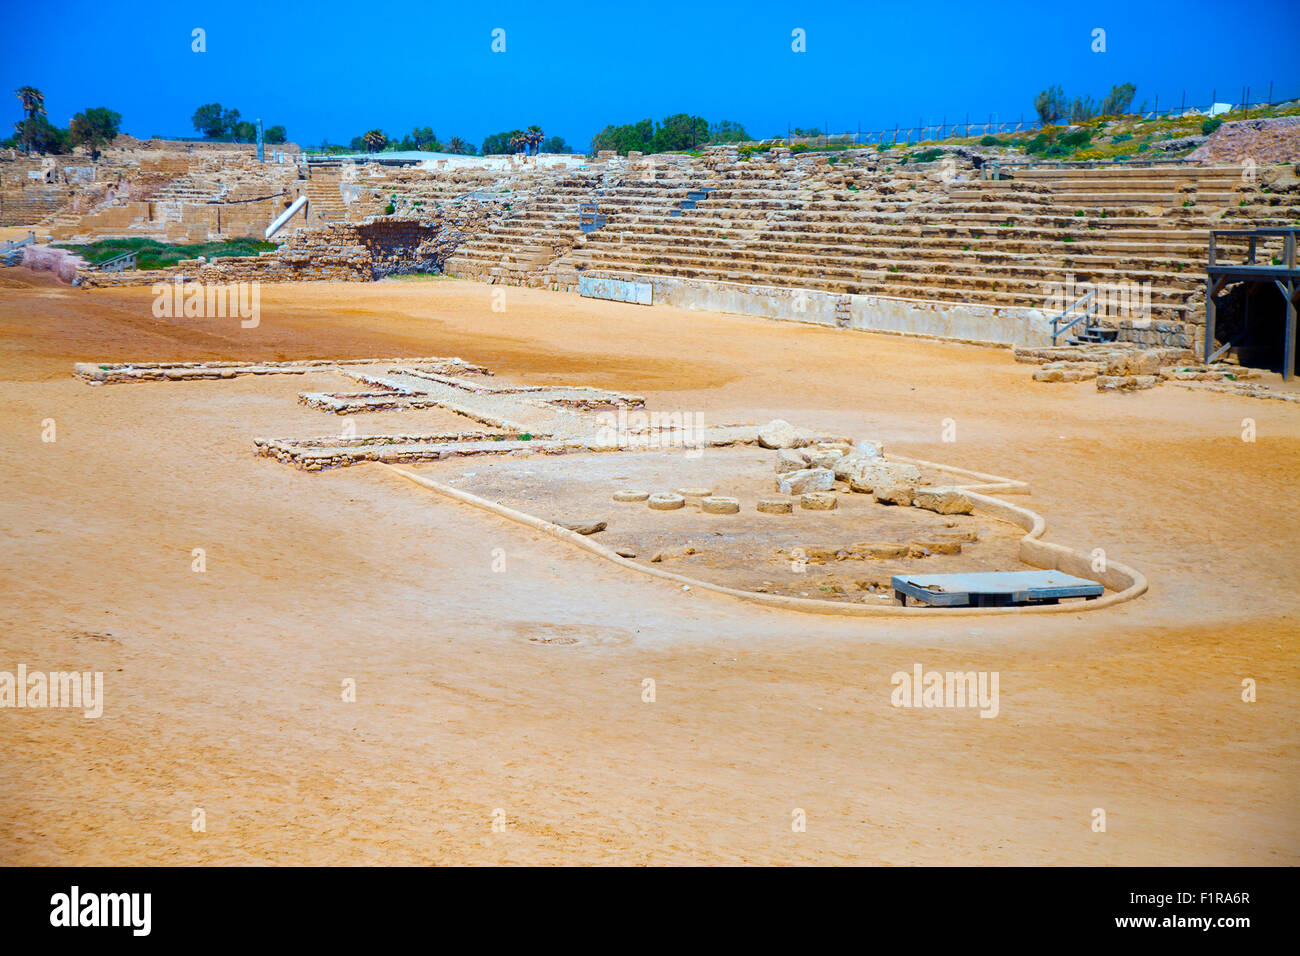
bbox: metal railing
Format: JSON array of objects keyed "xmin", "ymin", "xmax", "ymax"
[
  {"xmin": 0, "ymin": 230, "xmax": 36, "ymax": 256},
  {"xmin": 766, "ymin": 83, "xmax": 1298, "ymax": 150},
  {"xmin": 578, "ymin": 203, "xmax": 607, "ymax": 233},
  {"xmin": 97, "ymin": 251, "xmax": 138, "ymax": 272},
  {"xmin": 1051, "ymin": 289, "xmax": 1099, "ymax": 344}
]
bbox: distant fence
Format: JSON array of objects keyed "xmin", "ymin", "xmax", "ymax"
[{"xmin": 768, "ymin": 83, "xmax": 1300, "ymax": 148}]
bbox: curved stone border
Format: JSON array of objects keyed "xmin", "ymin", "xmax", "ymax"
[{"xmin": 382, "ymin": 461, "xmax": 1147, "ymax": 617}]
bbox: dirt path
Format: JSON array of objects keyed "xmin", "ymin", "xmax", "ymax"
[{"xmin": 1, "ymin": 271, "xmax": 1296, "ymax": 864}]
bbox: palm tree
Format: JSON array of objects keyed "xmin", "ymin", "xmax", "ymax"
[
  {"xmin": 447, "ymin": 136, "xmax": 467, "ymax": 155},
  {"xmin": 508, "ymin": 132, "xmax": 526, "ymax": 155},
  {"xmin": 526, "ymin": 125, "xmax": 544, "ymax": 155},
  {"xmin": 362, "ymin": 129, "xmax": 387, "ymax": 153},
  {"xmin": 14, "ymin": 86, "xmax": 45, "ymax": 120}
]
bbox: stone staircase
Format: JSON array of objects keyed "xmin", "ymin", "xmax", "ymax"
[{"xmin": 302, "ymin": 167, "xmax": 349, "ymax": 223}]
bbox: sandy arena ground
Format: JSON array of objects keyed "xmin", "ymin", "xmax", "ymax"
[{"xmin": 1, "ymin": 270, "xmax": 1297, "ymax": 865}]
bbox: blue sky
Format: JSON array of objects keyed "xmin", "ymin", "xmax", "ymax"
[{"xmin": 2, "ymin": 0, "xmax": 1297, "ymax": 149}]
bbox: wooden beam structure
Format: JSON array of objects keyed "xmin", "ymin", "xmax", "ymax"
[{"xmin": 1206, "ymin": 229, "xmax": 1300, "ymax": 380}]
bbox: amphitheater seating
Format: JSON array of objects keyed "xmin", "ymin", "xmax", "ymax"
[{"xmin": 441, "ymin": 152, "xmax": 1300, "ymax": 330}]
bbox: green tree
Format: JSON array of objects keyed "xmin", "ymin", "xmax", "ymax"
[
  {"xmin": 12, "ymin": 86, "xmax": 53, "ymax": 153},
  {"xmin": 15, "ymin": 115, "xmax": 67, "ymax": 154},
  {"xmin": 14, "ymin": 86, "xmax": 45, "ymax": 121},
  {"xmin": 404, "ymin": 126, "xmax": 437, "ymax": 150},
  {"xmin": 481, "ymin": 129, "xmax": 524, "ymax": 155},
  {"xmin": 68, "ymin": 106, "xmax": 122, "ymax": 160},
  {"xmin": 524, "ymin": 125, "xmax": 544, "ymax": 155},
  {"xmin": 192, "ymin": 103, "xmax": 227, "ymax": 138},
  {"xmin": 1034, "ymin": 85, "xmax": 1068, "ymax": 125},
  {"xmin": 1069, "ymin": 95, "xmax": 1098, "ymax": 123},
  {"xmin": 707, "ymin": 119, "xmax": 750, "ymax": 144},
  {"xmin": 539, "ymin": 134, "xmax": 570, "ymax": 153},
  {"xmin": 362, "ymin": 129, "xmax": 387, "ymax": 152},
  {"xmin": 264, "ymin": 125, "xmax": 287, "ymax": 144},
  {"xmin": 589, "ymin": 118, "xmax": 654, "ymax": 155},
  {"xmin": 231, "ymin": 120, "xmax": 256, "ymax": 142},
  {"xmin": 1099, "ymin": 82, "xmax": 1137, "ymax": 116},
  {"xmin": 651, "ymin": 113, "xmax": 709, "ymax": 152}
]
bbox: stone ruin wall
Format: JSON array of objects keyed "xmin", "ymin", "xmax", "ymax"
[
  {"xmin": 78, "ymin": 204, "xmax": 508, "ymax": 288},
  {"xmin": 1190, "ymin": 116, "xmax": 1300, "ymax": 165},
  {"xmin": 1, "ymin": 136, "xmax": 304, "ymax": 235}
]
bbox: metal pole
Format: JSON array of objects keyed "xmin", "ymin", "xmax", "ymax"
[
  {"xmin": 1286, "ymin": 281, "xmax": 1297, "ymax": 380},
  {"xmin": 1205, "ymin": 273, "xmax": 1216, "ymax": 364}
]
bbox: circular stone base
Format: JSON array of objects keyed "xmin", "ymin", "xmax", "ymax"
[
  {"xmin": 648, "ymin": 492, "xmax": 686, "ymax": 511},
  {"xmin": 800, "ymin": 492, "xmax": 837, "ymax": 511},
  {"xmin": 701, "ymin": 496, "xmax": 740, "ymax": 514},
  {"xmin": 612, "ymin": 490, "xmax": 651, "ymax": 502},
  {"xmin": 674, "ymin": 487, "xmax": 713, "ymax": 498},
  {"xmin": 756, "ymin": 498, "xmax": 794, "ymax": 514}
]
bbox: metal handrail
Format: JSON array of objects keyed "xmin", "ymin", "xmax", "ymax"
[
  {"xmin": 0, "ymin": 230, "xmax": 36, "ymax": 255},
  {"xmin": 97, "ymin": 251, "xmax": 138, "ymax": 272},
  {"xmin": 1051, "ymin": 288, "xmax": 1099, "ymax": 344}
]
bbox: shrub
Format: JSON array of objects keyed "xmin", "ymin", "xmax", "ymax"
[
  {"xmin": 979, "ymin": 135, "xmax": 1004, "ymax": 146},
  {"xmin": 1025, "ymin": 134, "xmax": 1050, "ymax": 155},
  {"xmin": 1058, "ymin": 127, "xmax": 1091, "ymax": 149},
  {"xmin": 913, "ymin": 148, "xmax": 944, "ymax": 163},
  {"xmin": 1201, "ymin": 117, "xmax": 1224, "ymax": 136}
]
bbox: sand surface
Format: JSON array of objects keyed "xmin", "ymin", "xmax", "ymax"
[{"xmin": 0, "ymin": 271, "xmax": 1296, "ymax": 865}]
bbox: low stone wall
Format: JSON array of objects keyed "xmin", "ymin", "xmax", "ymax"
[
  {"xmin": 1114, "ymin": 318, "xmax": 1202, "ymax": 351},
  {"xmin": 584, "ymin": 271, "xmax": 1054, "ymax": 348}
]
